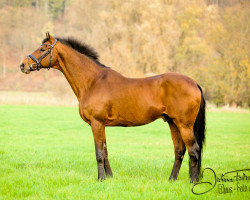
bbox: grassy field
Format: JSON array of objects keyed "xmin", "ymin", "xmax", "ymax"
[{"xmin": 0, "ymin": 105, "xmax": 249, "ymax": 200}]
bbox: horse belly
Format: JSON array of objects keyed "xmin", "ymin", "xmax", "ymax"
[{"xmin": 105, "ymin": 100, "xmax": 165, "ymax": 127}]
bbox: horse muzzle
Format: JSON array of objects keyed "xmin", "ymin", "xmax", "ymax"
[{"xmin": 20, "ymin": 63, "xmax": 31, "ymax": 74}]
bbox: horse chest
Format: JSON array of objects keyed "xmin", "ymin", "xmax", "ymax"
[{"xmin": 78, "ymin": 104, "xmax": 92, "ymax": 124}]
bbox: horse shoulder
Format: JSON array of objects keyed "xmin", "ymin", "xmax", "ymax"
[{"xmin": 78, "ymin": 70, "xmax": 124, "ymax": 123}]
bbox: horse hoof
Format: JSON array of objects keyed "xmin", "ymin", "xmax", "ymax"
[
  {"xmin": 106, "ymin": 174, "xmax": 113, "ymax": 178},
  {"xmin": 98, "ymin": 175, "xmax": 105, "ymax": 182},
  {"xmin": 169, "ymin": 176, "xmax": 177, "ymax": 181},
  {"xmin": 190, "ymin": 177, "xmax": 199, "ymax": 183}
]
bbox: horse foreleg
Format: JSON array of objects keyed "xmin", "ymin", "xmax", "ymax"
[
  {"xmin": 104, "ymin": 139, "xmax": 113, "ymax": 177},
  {"xmin": 91, "ymin": 120, "xmax": 106, "ymax": 181},
  {"xmin": 168, "ymin": 122, "xmax": 186, "ymax": 180}
]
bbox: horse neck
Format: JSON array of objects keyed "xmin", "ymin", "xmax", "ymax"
[{"xmin": 56, "ymin": 43, "xmax": 103, "ymax": 100}]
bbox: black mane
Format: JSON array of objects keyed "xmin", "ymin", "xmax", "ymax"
[{"xmin": 42, "ymin": 37, "xmax": 108, "ymax": 68}]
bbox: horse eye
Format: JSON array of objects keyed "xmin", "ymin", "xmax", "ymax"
[{"xmin": 40, "ymin": 49, "xmax": 45, "ymax": 52}]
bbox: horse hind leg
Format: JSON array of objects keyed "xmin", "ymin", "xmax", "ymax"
[
  {"xmin": 177, "ymin": 126, "xmax": 200, "ymax": 182},
  {"xmin": 168, "ymin": 122, "xmax": 186, "ymax": 180}
]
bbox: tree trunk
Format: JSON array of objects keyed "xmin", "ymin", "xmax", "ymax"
[
  {"xmin": 44, "ymin": 0, "xmax": 48, "ymax": 15},
  {"xmin": 1, "ymin": 49, "xmax": 6, "ymax": 78}
]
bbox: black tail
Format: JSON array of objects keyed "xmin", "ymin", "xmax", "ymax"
[{"xmin": 193, "ymin": 84, "xmax": 206, "ymax": 176}]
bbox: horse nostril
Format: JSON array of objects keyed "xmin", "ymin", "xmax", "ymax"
[{"xmin": 20, "ymin": 63, "xmax": 24, "ymax": 70}]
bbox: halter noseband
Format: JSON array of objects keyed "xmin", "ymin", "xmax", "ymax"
[{"xmin": 27, "ymin": 39, "xmax": 57, "ymax": 71}]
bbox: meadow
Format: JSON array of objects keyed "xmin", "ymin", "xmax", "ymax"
[{"xmin": 0, "ymin": 105, "xmax": 249, "ymax": 200}]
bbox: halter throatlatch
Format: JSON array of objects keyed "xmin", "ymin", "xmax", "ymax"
[{"xmin": 27, "ymin": 39, "xmax": 57, "ymax": 71}]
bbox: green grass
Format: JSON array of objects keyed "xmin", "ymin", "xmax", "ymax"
[{"xmin": 0, "ymin": 105, "xmax": 249, "ymax": 200}]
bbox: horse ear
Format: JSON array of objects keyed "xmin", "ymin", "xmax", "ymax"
[
  {"xmin": 46, "ymin": 32, "xmax": 55, "ymax": 42},
  {"xmin": 46, "ymin": 32, "xmax": 50, "ymax": 39}
]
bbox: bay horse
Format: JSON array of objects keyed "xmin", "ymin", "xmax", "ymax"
[{"xmin": 20, "ymin": 33, "xmax": 206, "ymax": 182}]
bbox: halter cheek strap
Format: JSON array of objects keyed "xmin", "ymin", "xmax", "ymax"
[{"xmin": 27, "ymin": 39, "xmax": 57, "ymax": 71}]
